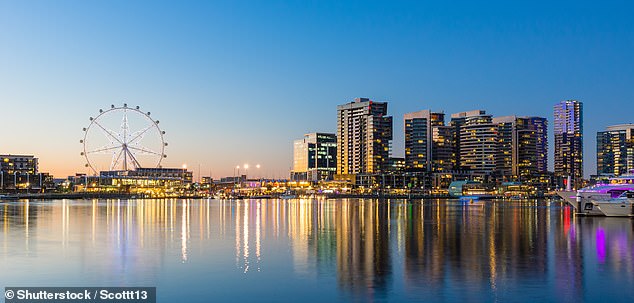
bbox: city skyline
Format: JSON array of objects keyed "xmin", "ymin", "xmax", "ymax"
[{"xmin": 2, "ymin": 1, "xmax": 633, "ymax": 178}]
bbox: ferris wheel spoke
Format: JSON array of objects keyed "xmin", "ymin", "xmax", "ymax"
[
  {"xmin": 86, "ymin": 144, "xmax": 122, "ymax": 154},
  {"xmin": 126, "ymin": 148, "xmax": 142, "ymax": 168},
  {"xmin": 121, "ymin": 108, "xmax": 129, "ymax": 143},
  {"xmin": 128, "ymin": 146, "xmax": 162, "ymax": 156},
  {"xmin": 93, "ymin": 120, "xmax": 124, "ymax": 144},
  {"xmin": 110, "ymin": 148, "xmax": 125, "ymax": 171},
  {"xmin": 109, "ymin": 149, "xmax": 119, "ymax": 169},
  {"xmin": 127, "ymin": 124, "xmax": 155, "ymax": 145}
]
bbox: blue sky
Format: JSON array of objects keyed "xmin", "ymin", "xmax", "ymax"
[{"xmin": 1, "ymin": 0, "xmax": 633, "ymax": 178}]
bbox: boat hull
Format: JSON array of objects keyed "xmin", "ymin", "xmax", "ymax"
[{"xmin": 593, "ymin": 200, "xmax": 634, "ymax": 217}]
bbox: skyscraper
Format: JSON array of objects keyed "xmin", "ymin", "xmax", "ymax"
[
  {"xmin": 292, "ymin": 133, "xmax": 337, "ymax": 181},
  {"xmin": 554, "ymin": 100, "xmax": 583, "ymax": 188},
  {"xmin": 431, "ymin": 122, "xmax": 455, "ymax": 172},
  {"xmin": 404, "ymin": 110, "xmax": 432, "ymax": 171},
  {"xmin": 493, "ymin": 116, "xmax": 548, "ymax": 179},
  {"xmin": 404, "ymin": 110, "xmax": 453, "ymax": 172},
  {"xmin": 337, "ymin": 98, "xmax": 393, "ymax": 175},
  {"xmin": 597, "ymin": 124, "xmax": 634, "ymax": 176},
  {"xmin": 450, "ymin": 110, "xmax": 497, "ymax": 174}
]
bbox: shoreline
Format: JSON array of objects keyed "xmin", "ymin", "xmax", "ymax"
[{"xmin": 0, "ymin": 192, "xmax": 558, "ymax": 201}]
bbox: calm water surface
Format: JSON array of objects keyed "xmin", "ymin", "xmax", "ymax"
[{"xmin": 1, "ymin": 198, "xmax": 633, "ymax": 302}]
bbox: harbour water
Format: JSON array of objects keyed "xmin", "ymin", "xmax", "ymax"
[{"xmin": 1, "ymin": 198, "xmax": 633, "ymax": 302}]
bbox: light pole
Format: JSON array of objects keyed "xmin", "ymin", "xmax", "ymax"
[
  {"xmin": 256, "ymin": 164, "xmax": 261, "ymax": 194},
  {"xmin": 234, "ymin": 165, "xmax": 240, "ymax": 194},
  {"xmin": 243, "ymin": 164, "xmax": 249, "ymax": 196},
  {"xmin": 182, "ymin": 164, "xmax": 187, "ymax": 193}
]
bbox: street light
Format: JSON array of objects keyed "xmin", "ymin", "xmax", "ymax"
[
  {"xmin": 255, "ymin": 164, "xmax": 262, "ymax": 192},
  {"xmin": 182, "ymin": 164, "xmax": 187, "ymax": 190},
  {"xmin": 234, "ymin": 165, "xmax": 241, "ymax": 193},
  {"xmin": 244, "ymin": 164, "xmax": 249, "ymax": 179}
]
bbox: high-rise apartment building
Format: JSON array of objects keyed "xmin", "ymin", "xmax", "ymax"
[
  {"xmin": 404, "ymin": 110, "xmax": 432, "ymax": 171},
  {"xmin": 404, "ymin": 110, "xmax": 453, "ymax": 172},
  {"xmin": 292, "ymin": 133, "xmax": 337, "ymax": 181},
  {"xmin": 450, "ymin": 110, "xmax": 497, "ymax": 174},
  {"xmin": 597, "ymin": 124, "xmax": 634, "ymax": 176},
  {"xmin": 431, "ymin": 123, "xmax": 455, "ymax": 172},
  {"xmin": 337, "ymin": 98, "xmax": 393, "ymax": 175},
  {"xmin": 493, "ymin": 116, "xmax": 548, "ymax": 179},
  {"xmin": 554, "ymin": 100, "xmax": 583, "ymax": 188}
]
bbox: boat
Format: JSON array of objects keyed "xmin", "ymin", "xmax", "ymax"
[
  {"xmin": 592, "ymin": 191, "xmax": 634, "ymax": 217},
  {"xmin": 557, "ymin": 174, "xmax": 634, "ymax": 216},
  {"xmin": 448, "ymin": 181, "xmax": 479, "ymax": 197},
  {"xmin": 449, "ymin": 181, "xmax": 496, "ymax": 199},
  {"xmin": 279, "ymin": 190, "xmax": 297, "ymax": 199},
  {"xmin": 459, "ymin": 196, "xmax": 484, "ymax": 205}
]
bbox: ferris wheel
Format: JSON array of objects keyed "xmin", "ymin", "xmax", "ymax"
[{"xmin": 80, "ymin": 103, "xmax": 167, "ymax": 175}]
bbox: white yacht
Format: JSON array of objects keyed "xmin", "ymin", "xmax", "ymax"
[
  {"xmin": 557, "ymin": 174, "xmax": 634, "ymax": 216},
  {"xmin": 592, "ymin": 191, "xmax": 634, "ymax": 217}
]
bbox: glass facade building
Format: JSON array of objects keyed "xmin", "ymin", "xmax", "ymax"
[
  {"xmin": 554, "ymin": 100, "xmax": 583, "ymax": 188},
  {"xmin": 597, "ymin": 124, "xmax": 634, "ymax": 176},
  {"xmin": 292, "ymin": 133, "xmax": 337, "ymax": 181},
  {"xmin": 404, "ymin": 110, "xmax": 453, "ymax": 172},
  {"xmin": 404, "ymin": 110, "xmax": 431, "ymax": 171},
  {"xmin": 431, "ymin": 124, "xmax": 455, "ymax": 172},
  {"xmin": 493, "ymin": 116, "xmax": 548, "ymax": 179}
]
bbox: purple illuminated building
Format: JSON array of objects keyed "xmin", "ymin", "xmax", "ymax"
[{"xmin": 554, "ymin": 100, "xmax": 583, "ymax": 189}]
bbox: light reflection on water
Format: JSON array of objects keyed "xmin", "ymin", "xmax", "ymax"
[{"xmin": 1, "ymin": 198, "xmax": 633, "ymax": 302}]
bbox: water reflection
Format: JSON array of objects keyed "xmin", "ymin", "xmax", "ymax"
[
  {"xmin": 335, "ymin": 200, "xmax": 391, "ymax": 301},
  {"xmin": 1, "ymin": 198, "xmax": 634, "ymax": 302}
]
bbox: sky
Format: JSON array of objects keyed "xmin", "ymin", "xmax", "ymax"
[{"xmin": 1, "ymin": 0, "xmax": 633, "ymax": 180}]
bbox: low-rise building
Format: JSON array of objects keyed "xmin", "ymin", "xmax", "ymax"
[
  {"xmin": 71, "ymin": 167, "xmax": 193, "ymax": 196},
  {"xmin": 0, "ymin": 154, "xmax": 54, "ymax": 190},
  {"xmin": 291, "ymin": 133, "xmax": 337, "ymax": 181}
]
